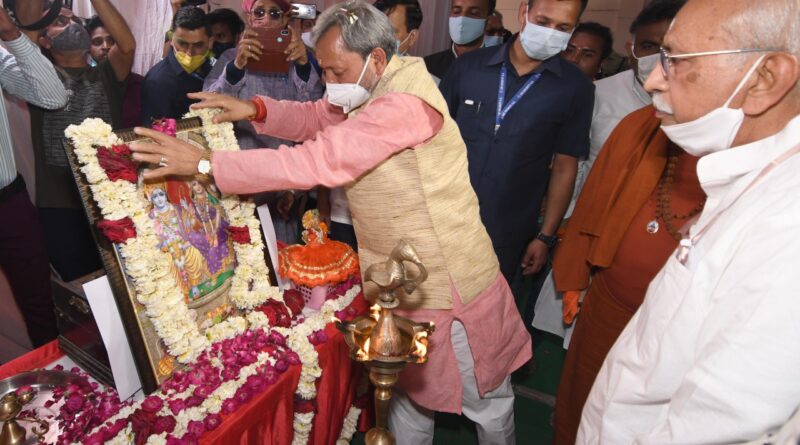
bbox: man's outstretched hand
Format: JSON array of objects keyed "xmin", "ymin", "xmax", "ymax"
[
  {"xmin": 188, "ymin": 92, "xmax": 257, "ymax": 124},
  {"xmin": 130, "ymin": 127, "xmax": 205, "ymax": 179}
]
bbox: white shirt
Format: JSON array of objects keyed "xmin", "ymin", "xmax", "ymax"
[
  {"xmin": 578, "ymin": 115, "xmax": 800, "ymax": 444},
  {"xmin": 566, "ymin": 69, "xmax": 651, "ymax": 216},
  {"xmin": 0, "ymin": 34, "xmax": 68, "ymax": 188},
  {"xmin": 329, "ymin": 186, "xmax": 353, "ymax": 225}
]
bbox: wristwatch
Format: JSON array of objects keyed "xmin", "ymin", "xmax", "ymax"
[
  {"xmin": 197, "ymin": 151, "xmax": 213, "ymax": 178},
  {"xmin": 536, "ymin": 232, "xmax": 558, "ymax": 248}
]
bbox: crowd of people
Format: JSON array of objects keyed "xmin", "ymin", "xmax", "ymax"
[{"xmin": 1, "ymin": 0, "xmax": 800, "ymax": 443}]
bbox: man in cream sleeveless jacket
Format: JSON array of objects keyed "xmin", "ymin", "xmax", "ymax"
[{"xmin": 131, "ymin": 2, "xmax": 532, "ymax": 443}]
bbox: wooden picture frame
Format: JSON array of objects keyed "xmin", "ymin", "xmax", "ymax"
[{"xmin": 64, "ymin": 116, "xmax": 278, "ymax": 394}]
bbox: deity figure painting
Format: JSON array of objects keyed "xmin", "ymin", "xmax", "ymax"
[{"xmin": 144, "ymin": 177, "xmax": 236, "ymax": 307}]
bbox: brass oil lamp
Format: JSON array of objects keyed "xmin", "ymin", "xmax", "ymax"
[
  {"xmin": 337, "ymin": 240, "xmax": 435, "ymax": 445},
  {"xmin": 0, "ymin": 388, "xmax": 48, "ymax": 445}
]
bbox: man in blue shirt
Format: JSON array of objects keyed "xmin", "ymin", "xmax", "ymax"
[
  {"xmin": 141, "ymin": 6, "xmax": 214, "ymax": 125},
  {"xmin": 441, "ymin": 0, "xmax": 593, "ymax": 284}
]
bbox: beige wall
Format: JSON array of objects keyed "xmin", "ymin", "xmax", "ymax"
[{"xmin": 495, "ymin": 0, "xmax": 648, "ymax": 54}]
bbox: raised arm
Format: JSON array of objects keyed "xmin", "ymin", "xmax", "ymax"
[
  {"xmin": 0, "ymin": 8, "xmax": 67, "ymax": 109},
  {"xmin": 129, "ymin": 93, "xmax": 444, "ymax": 194},
  {"xmin": 93, "ymin": 0, "xmax": 135, "ymax": 82},
  {"xmin": 250, "ymin": 96, "xmax": 347, "ymax": 143},
  {"xmin": 16, "ymin": 0, "xmax": 43, "ymax": 42},
  {"xmin": 212, "ymin": 93, "xmax": 443, "ymax": 193},
  {"xmin": 187, "ymin": 91, "xmax": 347, "ymax": 143}
]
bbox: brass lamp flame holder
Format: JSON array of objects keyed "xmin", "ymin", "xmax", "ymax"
[{"xmin": 337, "ymin": 240, "xmax": 435, "ymax": 445}]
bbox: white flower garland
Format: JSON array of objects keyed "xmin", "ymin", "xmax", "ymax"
[
  {"xmin": 68, "ymin": 111, "xmax": 365, "ymax": 445},
  {"xmin": 65, "ymin": 109, "xmax": 280, "ymax": 363},
  {"xmin": 283, "ymin": 285, "xmax": 362, "ymax": 445},
  {"xmin": 336, "ymin": 404, "xmax": 362, "ymax": 445},
  {"xmin": 82, "ymin": 285, "xmax": 362, "ymax": 444}
]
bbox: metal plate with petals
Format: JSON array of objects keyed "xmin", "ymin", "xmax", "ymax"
[{"xmin": 0, "ymin": 370, "xmax": 93, "ymax": 445}]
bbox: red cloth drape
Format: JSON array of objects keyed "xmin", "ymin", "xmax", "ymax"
[
  {"xmin": 201, "ymin": 364, "xmax": 301, "ymax": 444},
  {"xmin": 0, "ymin": 340, "xmax": 62, "ymax": 380},
  {"xmin": 0, "ymin": 331, "xmax": 370, "ymax": 444}
]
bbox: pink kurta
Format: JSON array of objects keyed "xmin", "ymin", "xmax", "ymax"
[{"xmin": 213, "ymin": 95, "xmax": 532, "ymax": 413}]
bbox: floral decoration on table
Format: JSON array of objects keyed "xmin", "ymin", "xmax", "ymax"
[
  {"xmin": 56, "ymin": 281, "xmax": 364, "ymax": 445},
  {"xmin": 63, "ymin": 111, "xmax": 370, "ymax": 444},
  {"xmin": 65, "ymin": 110, "xmax": 282, "ymax": 367}
]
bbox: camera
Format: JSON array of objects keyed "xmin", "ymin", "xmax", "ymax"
[{"xmin": 291, "ymin": 3, "xmax": 316, "ymax": 20}]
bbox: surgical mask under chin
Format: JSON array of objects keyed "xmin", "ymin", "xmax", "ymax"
[
  {"xmin": 51, "ymin": 22, "xmax": 91, "ymax": 52},
  {"xmin": 395, "ymin": 32, "xmax": 413, "ymax": 55},
  {"xmin": 327, "ymin": 53, "xmax": 372, "ymax": 113},
  {"xmin": 449, "ymin": 16, "xmax": 486, "ymax": 45},
  {"xmin": 175, "ymin": 50, "xmax": 209, "ymax": 74},
  {"xmin": 634, "ymin": 52, "xmax": 659, "ymax": 85},
  {"xmin": 661, "ymin": 55, "xmax": 765, "ymax": 157},
  {"xmin": 301, "ymin": 32, "xmax": 314, "ymax": 48},
  {"xmin": 483, "ymin": 35, "xmax": 503, "ymax": 47},
  {"xmin": 519, "ymin": 15, "xmax": 572, "ymax": 60}
]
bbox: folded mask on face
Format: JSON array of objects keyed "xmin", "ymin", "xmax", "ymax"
[
  {"xmin": 661, "ymin": 55, "xmax": 766, "ymax": 156},
  {"xmin": 327, "ymin": 53, "xmax": 373, "ymax": 113},
  {"xmin": 519, "ymin": 7, "xmax": 572, "ymax": 61},
  {"xmin": 175, "ymin": 50, "xmax": 210, "ymax": 74},
  {"xmin": 50, "ymin": 22, "xmax": 91, "ymax": 52},
  {"xmin": 449, "ymin": 16, "xmax": 486, "ymax": 45},
  {"xmin": 483, "ymin": 35, "xmax": 503, "ymax": 47}
]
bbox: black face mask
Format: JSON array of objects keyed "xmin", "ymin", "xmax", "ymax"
[
  {"xmin": 212, "ymin": 41, "xmax": 236, "ymax": 58},
  {"xmin": 51, "ymin": 22, "xmax": 91, "ymax": 52}
]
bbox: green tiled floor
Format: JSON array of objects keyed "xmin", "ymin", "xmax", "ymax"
[{"xmin": 351, "ymin": 330, "xmax": 566, "ymax": 444}]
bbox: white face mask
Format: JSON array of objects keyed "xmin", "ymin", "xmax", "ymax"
[
  {"xmin": 395, "ymin": 32, "xmax": 413, "ymax": 55},
  {"xmin": 449, "ymin": 16, "xmax": 486, "ymax": 45},
  {"xmin": 519, "ymin": 11, "xmax": 572, "ymax": 61},
  {"xmin": 661, "ymin": 55, "xmax": 765, "ymax": 157},
  {"xmin": 301, "ymin": 31, "xmax": 314, "ymax": 48},
  {"xmin": 634, "ymin": 52, "xmax": 659, "ymax": 85},
  {"xmin": 326, "ymin": 53, "xmax": 373, "ymax": 114},
  {"xmin": 483, "ymin": 35, "xmax": 503, "ymax": 47}
]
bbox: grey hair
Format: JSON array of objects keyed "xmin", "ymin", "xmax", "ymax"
[
  {"xmin": 311, "ymin": 0, "xmax": 397, "ymax": 61},
  {"xmin": 723, "ymin": 0, "xmax": 800, "ymax": 91},
  {"xmin": 723, "ymin": 0, "xmax": 800, "ymax": 58}
]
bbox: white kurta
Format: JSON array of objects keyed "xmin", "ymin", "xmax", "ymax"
[{"xmin": 578, "ymin": 115, "xmax": 800, "ymax": 444}]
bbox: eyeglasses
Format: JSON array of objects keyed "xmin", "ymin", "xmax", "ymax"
[
  {"xmin": 53, "ymin": 14, "xmax": 82, "ymax": 27},
  {"xmin": 659, "ymin": 47, "xmax": 778, "ymax": 79},
  {"xmin": 249, "ymin": 6, "xmax": 283, "ymax": 20}
]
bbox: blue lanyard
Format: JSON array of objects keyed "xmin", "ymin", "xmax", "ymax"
[{"xmin": 495, "ymin": 63, "xmax": 541, "ymax": 134}]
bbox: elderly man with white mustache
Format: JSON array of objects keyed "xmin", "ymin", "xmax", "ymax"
[{"xmin": 576, "ymin": 0, "xmax": 800, "ymax": 443}]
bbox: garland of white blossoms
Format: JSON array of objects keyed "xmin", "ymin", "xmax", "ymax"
[
  {"xmin": 65, "ymin": 109, "xmax": 280, "ymax": 363},
  {"xmin": 82, "ymin": 284, "xmax": 362, "ymax": 444},
  {"xmin": 278, "ymin": 285, "xmax": 362, "ymax": 445},
  {"xmin": 336, "ymin": 404, "xmax": 362, "ymax": 445},
  {"xmin": 68, "ymin": 110, "xmax": 365, "ymax": 444}
]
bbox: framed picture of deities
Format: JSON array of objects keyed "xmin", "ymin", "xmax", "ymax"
[{"xmin": 63, "ymin": 111, "xmax": 280, "ymax": 393}]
